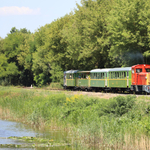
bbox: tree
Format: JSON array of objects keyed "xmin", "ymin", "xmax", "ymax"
[
  {"xmin": 33, "ymin": 15, "xmax": 71, "ymax": 85},
  {"xmin": 10, "ymin": 27, "xmax": 18, "ymax": 34},
  {"xmin": 62, "ymin": 0, "xmax": 111, "ymax": 69},
  {"xmin": 2, "ymin": 27, "xmax": 34, "ymax": 85},
  {"xmin": 0, "ymin": 54, "xmax": 18, "ymax": 84},
  {"xmin": 107, "ymin": 0, "xmax": 150, "ymax": 66}
]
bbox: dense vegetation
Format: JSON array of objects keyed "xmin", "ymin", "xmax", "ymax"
[
  {"xmin": 0, "ymin": 0, "xmax": 150, "ymax": 86},
  {"xmin": 0, "ymin": 86, "xmax": 150, "ymax": 149}
]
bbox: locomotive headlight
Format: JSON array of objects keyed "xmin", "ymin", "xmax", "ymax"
[{"xmin": 145, "ymin": 77, "xmax": 147, "ymax": 79}]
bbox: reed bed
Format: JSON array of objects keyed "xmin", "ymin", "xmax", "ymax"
[{"xmin": 0, "ymin": 86, "xmax": 150, "ymax": 149}]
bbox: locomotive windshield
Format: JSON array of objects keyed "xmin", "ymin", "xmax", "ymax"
[
  {"xmin": 136, "ymin": 69, "xmax": 142, "ymax": 73},
  {"xmin": 146, "ymin": 68, "xmax": 150, "ymax": 72}
]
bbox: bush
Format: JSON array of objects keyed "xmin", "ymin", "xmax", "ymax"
[
  {"xmin": 102, "ymin": 96, "xmax": 136, "ymax": 116},
  {"xmin": 0, "ymin": 79, "xmax": 11, "ymax": 86}
]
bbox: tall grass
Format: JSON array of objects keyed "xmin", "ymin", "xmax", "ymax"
[{"xmin": 0, "ymin": 86, "xmax": 150, "ymax": 149}]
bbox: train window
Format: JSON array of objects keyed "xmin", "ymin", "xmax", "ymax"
[
  {"xmin": 127, "ymin": 72, "xmax": 129, "ymax": 76},
  {"xmin": 117, "ymin": 72, "xmax": 119, "ymax": 78},
  {"xmin": 121, "ymin": 72, "xmax": 123, "ymax": 78},
  {"xmin": 124, "ymin": 72, "xmax": 126, "ymax": 78},
  {"xmin": 120, "ymin": 72, "xmax": 122, "ymax": 78},
  {"xmin": 132, "ymin": 69, "xmax": 134, "ymax": 74},
  {"xmin": 97, "ymin": 73, "xmax": 99, "ymax": 79},
  {"xmin": 81, "ymin": 74, "xmax": 83, "ymax": 78},
  {"xmin": 94, "ymin": 73, "xmax": 96, "ymax": 79},
  {"xmin": 69, "ymin": 74, "xmax": 72, "ymax": 79},
  {"xmin": 119, "ymin": 72, "xmax": 122, "ymax": 78},
  {"xmin": 96, "ymin": 73, "xmax": 97, "ymax": 79},
  {"xmin": 82, "ymin": 74, "xmax": 86, "ymax": 79},
  {"xmin": 102, "ymin": 73, "xmax": 104, "ymax": 79},
  {"xmin": 78, "ymin": 74, "xmax": 81, "ymax": 79},
  {"xmin": 113, "ymin": 72, "xmax": 115, "ymax": 79},
  {"xmin": 99, "ymin": 73, "xmax": 101, "ymax": 79},
  {"xmin": 136, "ymin": 69, "xmax": 142, "ymax": 73},
  {"xmin": 120, "ymin": 72, "xmax": 121, "ymax": 78},
  {"xmin": 146, "ymin": 68, "xmax": 150, "ymax": 72},
  {"xmin": 105, "ymin": 73, "xmax": 107, "ymax": 78},
  {"xmin": 115, "ymin": 72, "xmax": 116, "ymax": 78}
]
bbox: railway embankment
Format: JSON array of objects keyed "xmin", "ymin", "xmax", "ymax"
[{"xmin": 0, "ymin": 86, "xmax": 150, "ymax": 149}]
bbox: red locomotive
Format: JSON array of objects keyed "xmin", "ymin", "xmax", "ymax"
[{"xmin": 131, "ymin": 64, "xmax": 150, "ymax": 93}]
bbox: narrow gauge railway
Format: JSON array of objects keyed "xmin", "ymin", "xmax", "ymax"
[{"xmin": 63, "ymin": 64, "xmax": 150, "ymax": 94}]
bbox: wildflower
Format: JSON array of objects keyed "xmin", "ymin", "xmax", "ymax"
[{"xmin": 66, "ymin": 97, "xmax": 70, "ymax": 101}]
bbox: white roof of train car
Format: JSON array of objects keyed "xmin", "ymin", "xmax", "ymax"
[
  {"xmin": 109, "ymin": 67, "xmax": 131, "ymax": 72},
  {"xmin": 65, "ymin": 67, "xmax": 132, "ymax": 74},
  {"xmin": 90, "ymin": 67, "xmax": 131, "ymax": 73},
  {"xmin": 64, "ymin": 70, "xmax": 79, "ymax": 74},
  {"xmin": 90, "ymin": 68, "xmax": 110, "ymax": 73}
]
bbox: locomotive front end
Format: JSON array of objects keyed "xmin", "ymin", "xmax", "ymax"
[{"xmin": 131, "ymin": 64, "xmax": 150, "ymax": 93}]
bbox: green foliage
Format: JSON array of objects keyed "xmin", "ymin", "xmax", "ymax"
[
  {"xmin": 2, "ymin": 28, "xmax": 34, "ymax": 86},
  {"xmin": 2, "ymin": 0, "xmax": 150, "ymax": 85},
  {"xmin": 1, "ymin": 87, "xmax": 150, "ymax": 148},
  {"xmin": 103, "ymin": 96, "xmax": 135, "ymax": 116},
  {"xmin": 50, "ymin": 64, "xmax": 63, "ymax": 83},
  {"xmin": 48, "ymin": 82, "xmax": 63, "ymax": 89},
  {"xmin": 0, "ymin": 54, "xmax": 19, "ymax": 83},
  {"xmin": 62, "ymin": 0, "xmax": 111, "ymax": 69},
  {"xmin": 107, "ymin": 0, "xmax": 150, "ymax": 66}
]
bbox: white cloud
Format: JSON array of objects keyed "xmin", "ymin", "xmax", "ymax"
[{"xmin": 0, "ymin": 6, "xmax": 40, "ymax": 16}]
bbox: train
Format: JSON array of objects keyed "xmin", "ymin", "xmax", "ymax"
[{"xmin": 63, "ymin": 64, "xmax": 150, "ymax": 93}]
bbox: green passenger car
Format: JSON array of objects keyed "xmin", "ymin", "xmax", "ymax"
[
  {"xmin": 63, "ymin": 70, "xmax": 90, "ymax": 90},
  {"xmin": 90, "ymin": 69, "xmax": 110, "ymax": 88},
  {"xmin": 108, "ymin": 67, "xmax": 132, "ymax": 88},
  {"xmin": 63, "ymin": 70, "xmax": 79, "ymax": 88}
]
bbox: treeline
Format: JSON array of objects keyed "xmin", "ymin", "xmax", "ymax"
[{"xmin": 0, "ymin": 0, "xmax": 150, "ymax": 86}]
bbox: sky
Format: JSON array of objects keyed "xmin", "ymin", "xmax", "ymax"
[{"xmin": 0, "ymin": 0, "xmax": 81, "ymax": 39}]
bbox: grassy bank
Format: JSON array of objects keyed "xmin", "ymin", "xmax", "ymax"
[{"xmin": 0, "ymin": 86, "xmax": 150, "ymax": 149}]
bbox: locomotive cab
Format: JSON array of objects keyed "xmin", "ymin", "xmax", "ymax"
[{"xmin": 131, "ymin": 64, "xmax": 150, "ymax": 93}]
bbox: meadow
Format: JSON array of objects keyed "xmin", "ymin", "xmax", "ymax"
[{"xmin": 0, "ymin": 86, "xmax": 150, "ymax": 149}]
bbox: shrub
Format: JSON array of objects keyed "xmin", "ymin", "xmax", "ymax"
[{"xmin": 102, "ymin": 96, "xmax": 136, "ymax": 116}]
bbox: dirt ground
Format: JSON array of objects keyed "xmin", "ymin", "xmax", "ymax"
[
  {"xmin": 24, "ymin": 87, "xmax": 150, "ymax": 100},
  {"xmin": 62, "ymin": 90, "xmax": 131, "ymax": 99}
]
